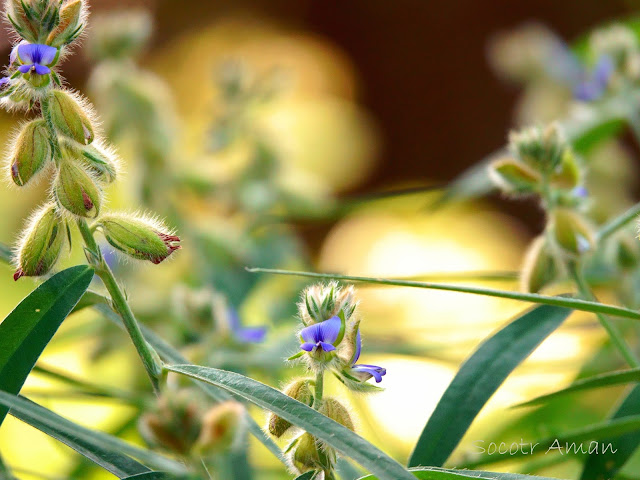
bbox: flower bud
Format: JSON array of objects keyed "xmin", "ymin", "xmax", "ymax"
[
  {"xmin": 268, "ymin": 379, "xmax": 312, "ymax": 438},
  {"xmin": 551, "ymin": 208, "xmax": 596, "ymax": 256},
  {"xmin": 508, "ymin": 123, "xmax": 567, "ymax": 171},
  {"xmin": 549, "ymin": 150, "xmax": 581, "ymax": 190},
  {"xmin": 520, "ymin": 236, "xmax": 559, "ymax": 293},
  {"xmin": 298, "ymin": 281, "xmax": 358, "ymax": 326},
  {"xmin": 47, "ymin": 0, "xmax": 85, "ymax": 48},
  {"xmin": 488, "ymin": 157, "xmax": 541, "ymax": 193},
  {"xmin": 47, "ymin": 90, "xmax": 94, "ymax": 144},
  {"xmin": 290, "ymin": 433, "xmax": 321, "ymax": 474},
  {"xmin": 9, "ymin": 119, "xmax": 51, "ymax": 186},
  {"xmin": 196, "ymin": 401, "xmax": 245, "ymax": 453},
  {"xmin": 138, "ymin": 390, "xmax": 203, "ymax": 455},
  {"xmin": 5, "ymin": 0, "xmax": 39, "ymax": 43},
  {"xmin": 318, "ymin": 398, "xmax": 354, "ymax": 432},
  {"xmin": 81, "ymin": 143, "xmax": 118, "ymax": 184},
  {"xmin": 96, "ymin": 214, "xmax": 181, "ymax": 264},
  {"xmin": 14, "ymin": 203, "xmax": 66, "ymax": 280},
  {"xmin": 591, "ymin": 25, "xmax": 637, "ymax": 68},
  {"xmin": 54, "ymin": 159, "xmax": 102, "ymax": 218}
]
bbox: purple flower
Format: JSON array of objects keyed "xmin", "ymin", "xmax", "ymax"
[
  {"xmin": 228, "ymin": 309, "xmax": 266, "ymax": 343},
  {"xmin": 573, "ymin": 56, "xmax": 615, "ymax": 102},
  {"xmin": 0, "ymin": 77, "xmax": 9, "ymax": 90},
  {"xmin": 300, "ymin": 316, "xmax": 341, "ymax": 353},
  {"xmin": 16, "ymin": 44, "xmax": 57, "ymax": 75},
  {"xmin": 572, "ymin": 186, "xmax": 589, "ymax": 198},
  {"xmin": 348, "ymin": 330, "xmax": 386, "ymax": 383}
]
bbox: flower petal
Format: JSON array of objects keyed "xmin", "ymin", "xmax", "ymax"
[
  {"xmin": 319, "ymin": 342, "xmax": 336, "ymax": 352},
  {"xmin": 300, "ymin": 323, "xmax": 322, "ymax": 344},
  {"xmin": 318, "ymin": 316, "xmax": 341, "ymax": 344},
  {"xmin": 352, "ymin": 329, "xmax": 362, "ymax": 364},
  {"xmin": 300, "ymin": 343, "xmax": 315, "ymax": 352},
  {"xmin": 34, "ymin": 64, "xmax": 51, "ymax": 75},
  {"xmin": 0, "ymin": 77, "xmax": 9, "ymax": 89},
  {"xmin": 236, "ymin": 326, "xmax": 266, "ymax": 343},
  {"xmin": 17, "ymin": 65, "xmax": 31, "ymax": 74},
  {"xmin": 352, "ymin": 364, "xmax": 387, "ymax": 383},
  {"xmin": 18, "ymin": 44, "xmax": 57, "ymax": 66},
  {"xmin": 593, "ymin": 55, "xmax": 614, "ymax": 87}
]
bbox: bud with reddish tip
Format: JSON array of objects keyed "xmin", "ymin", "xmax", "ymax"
[
  {"xmin": 9, "ymin": 119, "xmax": 51, "ymax": 186},
  {"xmin": 54, "ymin": 159, "xmax": 102, "ymax": 218},
  {"xmin": 47, "ymin": 90, "xmax": 95, "ymax": 145},
  {"xmin": 95, "ymin": 214, "xmax": 181, "ymax": 264},
  {"xmin": 14, "ymin": 203, "xmax": 66, "ymax": 280}
]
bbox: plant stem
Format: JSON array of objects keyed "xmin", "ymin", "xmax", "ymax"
[
  {"xmin": 312, "ymin": 371, "xmax": 336, "ymax": 480},
  {"xmin": 314, "ymin": 371, "xmax": 324, "ymax": 407},
  {"xmin": 597, "ymin": 201, "xmax": 640, "ymax": 243},
  {"xmin": 568, "ymin": 261, "xmax": 640, "ymax": 368},
  {"xmin": 77, "ymin": 218, "xmax": 163, "ymax": 393}
]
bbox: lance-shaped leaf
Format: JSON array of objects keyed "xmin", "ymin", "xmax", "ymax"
[
  {"xmin": 409, "ymin": 304, "xmax": 572, "ymax": 467},
  {"xmin": 0, "ymin": 265, "xmax": 93, "ymax": 425},
  {"xmin": 357, "ymin": 466, "xmax": 560, "ymax": 479}
]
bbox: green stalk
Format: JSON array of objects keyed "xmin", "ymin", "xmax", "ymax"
[
  {"xmin": 76, "ymin": 218, "xmax": 163, "ymax": 393},
  {"xmin": 313, "ymin": 370, "xmax": 336, "ymax": 480},
  {"xmin": 597, "ymin": 201, "xmax": 640, "ymax": 243},
  {"xmin": 568, "ymin": 261, "xmax": 640, "ymax": 368}
]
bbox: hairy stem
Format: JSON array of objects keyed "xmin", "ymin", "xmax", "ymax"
[
  {"xmin": 568, "ymin": 261, "xmax": 640, "ymax": 368},
  {"xmin": 76, "ymin": 218, "xmax": 163, "ymax": 393}
]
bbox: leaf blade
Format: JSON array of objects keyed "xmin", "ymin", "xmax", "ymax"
[{"xmin": 408, "ymin": 304, "xmax": 572, "ymax": 467}]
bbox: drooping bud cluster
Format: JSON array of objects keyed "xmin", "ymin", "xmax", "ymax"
[{"xmin": 2, "ymin": 0, "xmax": 180, "ymax": 280}]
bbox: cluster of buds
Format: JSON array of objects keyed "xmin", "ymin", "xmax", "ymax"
[
  {"xmin": 139, "ymin": 390, "xmax": 245, "ymax": 456},
  {"xmin": 490, "ymin": 124, "xmax": 596, "ymax": 292},
  {"xmin": 3, "ymin": 0, "xmax": 181, "ymax": 280},
  {"xmin": 267, "ymin": 282, "xmax": 385, "ymax": 476}
]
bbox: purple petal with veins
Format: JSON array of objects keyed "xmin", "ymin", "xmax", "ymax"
[{"xmin": 299, "ymin": 316, "xmax": 341, "ymax": 352}]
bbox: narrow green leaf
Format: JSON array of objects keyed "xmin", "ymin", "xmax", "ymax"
[
  {"xmin": 408, "ymin": 304, "xmax": 572, "ymax": 467},
  {"xmin": 516, "ymin": 368, "xmax": 640, "ymax": 408},
  {"xmin": 246, "ymin": 268, "xmax": 640, "ymax": 320},
  {"xmin": 0, "ymin": 242, "xmax": 11, "ymax": 264},
  {"xmin": 357, "ymin": 466, "xmax": 560, "ymax": 479},
  {"xmin": 0, "ymin": 391, "xmax": 185, "ymax": 477},
  {"xmin": 580, "ymin": 384, "xmax": 640, "ymax": 479},
  {"xmin": 122, "ymin": 474, "xmax": 192, "ymax": 480},
  {"xmin": 0, "ymin": 265, "xmax": 94, "ymax": 426},
  {"xmin": 294, "ymin": 472, "xmax": 316, "ymax": 480},
  {"xmin": 93, "ymin": 303, "xmax": 286, "ymax": 465},
  {"xmin": 166, "ymin": 364, "xmax": 415, "ymax": 480},
  {"xmin": 71, "ymin": 290, "xmax": 110, "ymax": 314},
  {"xmin": 596, "ymin": 201, "xmax": 640, "ymax": 243},
  {"xmin": 462, "ymin": 415, "xmax": 640, "ymax": 469}
]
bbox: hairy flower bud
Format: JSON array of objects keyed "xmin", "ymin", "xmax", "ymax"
[
  {"xmin": 47, "ymin": 0, "xmax": 85, "ymax": 47},
  {"xmin": 298, "ymin": 281, "xmax": 358, "ymax": 326},
  {"xmin": 5, "ymin": 0, "xmax": 39, "ymax": 43},
  {"xmin": 138, "ymin": 390, "xmax": 203, "ymax": 455},
  {"xmin": 268, "ymin": 379, "xmax": 312, "ymax": 438},
  {"xmin": 551, "ymin": 208, "xmax": 596, "ymax": 256},
  {"xmin": 80, "ymin": 143, "xmax": 118, "ymax": 184},
  {"xmin": 9, "ymin": 119, "xmax": 51, "ymax": 186},
  {"xmin": 14, "ymin": 203, "xmax": 66, "ymax": 280},
  {"xmin": 488, "ymin": 157, "xmax": 541, "ymax": 193},
  {"xmin": 47, "ymin": 90, "xmax": 94, "ymax": 144},
  {"xmin": 509, "ymin": 123, "xmax": 567, "ymax": 171},
  {"xmin": 96, "ymin": 214, "xmax": 181, "ymax": 264},
  {"xmin": 196, "ymin": 401, "xmax": 245, "ymax": 453},
  {"xmin": 520, "ymin": 236, "xmax": 559, "ymax": 293},
  {"xmin": 318, "ymin": 398, "xmax": 354, "ymax": 432},
  {"xmin": 290, "ymin": 433, "xmax": 321, "ymax": 474},
  {"xmin": 54, "ymin": 159, "xmax": 102, "ymax": 218}
]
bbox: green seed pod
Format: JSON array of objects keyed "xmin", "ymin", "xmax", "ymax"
[
  {"xmin": 550, "ymin": 150, "xmax": 581, "ymax": 190},
  {"xmin": 54, "ymin": 159, "xmax": 102, "ymax": 218},
  {"xmin": 520, "ymin": 236, "xmax": 559, "ymax": 293},
  {"xmin": 81, "ymin": 143, "xmax": 118, "ymax": 184},
  {"xmin": 10, "ymin": 119, "xmax": 51, "ymax": 186},
  {"xmin": 319, "ymin": 398, "xmax": 354, "ymax": 432},
  {"xmin": 196, "ymin": 401, "xmax": 245, "ymax": 453},
  {"xmin": 551, "ymin": 208, "xmax": 596, "ymax": 256},
  {"xmin": 488, "ymin": 157, "xmax": 541, "ymax": 193},
  {"xmin": 96, "ymin": 214, "xmax": 181, "ymax": 264},
  {"xmin": 268, "ymin": 379, "xmax": 313, "ymax": 438},
  {"xmin": 14, "ymin": 203, "xmax": 66, "ymax": 281},
  {"xmin": 47, "ymin": 0, "xmax": 85, "ymax": 47},
  {"xmin": 291, "ymin": 433, "xmax": 321, "ymax": 474},
  {"xmin": 48, "ymin": 90, "xmax": 94, "ymax": 144}
]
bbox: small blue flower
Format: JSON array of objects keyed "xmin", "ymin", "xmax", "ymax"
[
  {"xmin": 228, "ymin": 309, "xmax": 266, "ymax": 343},
  {"xmin": 16, "ymin": 44, "xmax": 57, "ymax": 75},
  {"xmin": 573, "ymin": 56, "xmax": 615, "ymax": 102},
  {"xmin": 300, "ymin": 316, "xmax": 341, "ymax": 353},
  {"xmin": 348, "ymin": 330, "xmax": 386, "ymax": 383},
  {"xmin": 572, "ymin": 186, "xmax": 589, "ymax": 198}
]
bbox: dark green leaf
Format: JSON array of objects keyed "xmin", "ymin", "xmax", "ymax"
[
  {"xmin": 516, "ymin": 368, "xmax": 640, "ymax": 408},
  {"xmin": 71, "ymin": 290, "xmax": 110, "ymax": 314},
  {"xmin": 409, "ymin": 304, "xmax": 572, "ymax": 467},
  {"xmin": 122, "ymin": 474, "xmax": 193, "ymax": 480},
  {"xmin": 580, "ymin": 384, "xmax": 640, "ymax": 479},
  {"xmin": 294, "ymin": 473, "xmax": 316, "ymax": 480},
  {"xmin": 357, "ymin": 466, "xmax": 560, "ymax": 479},
  {"xmin": 166, "ymin": 364, "xmax": 415, "ymax": 480},
  {"xmin": 0, "ymin": 391, "xmax": 185, "ymax": 477},
  {"xmin": 0, "ymin": 265, "xmax": 94, "ymax": 425}
]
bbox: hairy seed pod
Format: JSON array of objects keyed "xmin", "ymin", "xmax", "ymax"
[
  {"xmin": 10, "ymin": 119, "xmax": 51, "ymax": 186},
  {"xmin": 268, "ymin": 379, "xmax": 313, "ymax": 438},
  {"xmin": 14, "ymin": 203, "xmax": 66, "ymax": 281},
  {"xmin": 550, "ymin": 150, "xmax": 581, "ymax": 190},
  {"xmin": 80, "ymin": 143, "xmax": 118, "ymax": 184},
  {"xmin": 520, "ymin": 236, "xmax": 558, "ymax": 293},
  {"xmin": 47, "ymin": 0, "xmax": 84, "ymax": 47},
  {"xmin": 291, "ymin": 433, "xmax": 320, "ymax": 474},
  {"xmin": 196, "ymin": 401, "xmax": 245, "ymax": 453},
  {"xmin": 551, "ymin": 208, "xmax": 596, "ymax": 256},
  {"xmin": 96, "ymin": 214, "xmax": 181, "ymax": 264},
  {"xmin": 48, "ymin": 90, "xmax": 94, "ymax": 144},
  {"xmin": 319, "ymin": 398, "xmax": 354, "ymax": 432},
  {"xmin": 488, "ymin": 157, "xmax": 541, "ymax": 193},
  {"xmin": 54, "ymin": 160, "xmax": 102, "ymax": 218}
]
